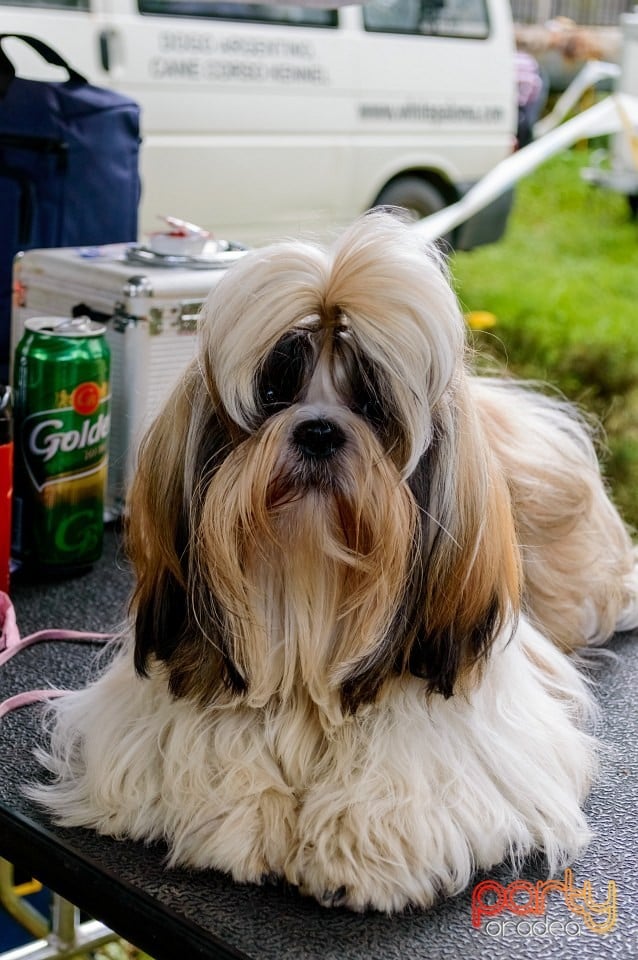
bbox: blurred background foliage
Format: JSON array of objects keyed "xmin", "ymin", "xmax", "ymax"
[{"xmin": 452, "ymin": 147, "xmax": 638, "ymax": 529}]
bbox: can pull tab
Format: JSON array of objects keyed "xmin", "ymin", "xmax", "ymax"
[{"xmin": 50, "ymin": 316, "xmax": 100, "ymax": 336}]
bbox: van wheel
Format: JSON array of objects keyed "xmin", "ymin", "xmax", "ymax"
[{"xmin": 373, "ymin": 176, "xmax": 447, "ymax": 221}]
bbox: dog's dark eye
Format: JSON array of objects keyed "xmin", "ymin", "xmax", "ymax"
[
  {"xmin": 357, "ymin": 397, "xmax": 385, "ymax": 426},
  {"xmin": 351, "ymin": 360, "xmax": 387, "ymax": 429},
  {"xmin": 257, "ymin": 333, "xmax": 312, "ymax": 414}
]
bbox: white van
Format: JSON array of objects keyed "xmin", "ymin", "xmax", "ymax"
[{"xmin": 0, "ymin": 0, "xmax": 516, "ymax": 247}]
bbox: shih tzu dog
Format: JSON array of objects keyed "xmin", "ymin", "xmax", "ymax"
[{"xmin": 32, "ymin": 212, "xmax": 638, "ymax": 913}]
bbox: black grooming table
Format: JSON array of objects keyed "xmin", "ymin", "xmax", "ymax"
[{"xmin": 1, "ymin": 526, "xmax": 637, "ymax": 959}]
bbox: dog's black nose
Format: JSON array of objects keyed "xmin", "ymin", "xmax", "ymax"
[{"xmin": 293, "ymin": 419, "xmax": 346, "ymax": 459}]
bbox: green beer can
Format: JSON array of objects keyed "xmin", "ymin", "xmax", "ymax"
[{"xmin": 12, "ymin": 316, "xmax": 111, "ymax": 574}]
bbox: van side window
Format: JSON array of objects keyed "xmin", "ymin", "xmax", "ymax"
[
  {"xmin": 0, "ymin": 0, "xmax": 87, "ymax": 7},
  {"xmin": 138, "ymin": 0, "xmax": 337, "ymax": 28},
  {"xmin": 363, "ymin": 0, "xmax": 489, "ymax": 38}
]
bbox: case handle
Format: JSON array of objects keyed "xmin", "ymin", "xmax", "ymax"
[{"xmin": 0, "ymin": 33, "xmax": 87, "ymax": 98}]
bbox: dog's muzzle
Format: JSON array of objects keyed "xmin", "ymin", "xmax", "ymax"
[{"xmin": 293, "ymin": 418, "xmax": 346, "ymax": 460}]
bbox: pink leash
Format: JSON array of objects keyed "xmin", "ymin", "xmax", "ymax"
[{"xmin": 0, "ymin": 591, "xmax": 113, "ymax": 717}]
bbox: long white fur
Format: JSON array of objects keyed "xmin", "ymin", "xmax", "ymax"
[
  {"xmin": 27, "ymin": 212, "xmax": 638, "ymax": 913},
  {"xmin": 33, "ymin": 618, "xmax": 595, "ymax": 913}
]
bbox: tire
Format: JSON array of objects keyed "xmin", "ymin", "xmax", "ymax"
[
  {"xmin": 628, "ymin": 194, "xmax": 638, "ymax": 220},
  {"xmin": 373, "ymin": 176, "xmax": 447, "ymax": 221}
]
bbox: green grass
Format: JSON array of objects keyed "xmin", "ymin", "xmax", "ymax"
[{"xmin": 451, "ymin": 148, "xmax": 638, "ymax": 528}]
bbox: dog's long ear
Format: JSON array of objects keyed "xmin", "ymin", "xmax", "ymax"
[
  {"xmin": 402, "ymin": 388, "xmax": 522, "ymax": 696},
  {"xmin": 338, "ymin": 386, "xmax": 521, "ymax": 711},
  {"xmin": 126, "ymin": 365, "xmax": 245, "ymax": 702}
]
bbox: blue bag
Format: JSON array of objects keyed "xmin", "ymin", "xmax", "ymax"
[{"xmin": 0, "ymin": 34, "xmax": 141, "ymax": 379}]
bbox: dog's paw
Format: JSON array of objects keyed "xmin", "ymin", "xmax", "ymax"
[
  {"xmin": 291, "ymin": 860, "xmax": 435, "ymax": 914},
  {"xmin": 285, "ymin": 806, "xmax": 445, "ymax": 913},
  {"xmin": 225, "ymin": 787, "xmax": 300, "ymax": 885},
  {"xmin": 317, "ymin": 886, "xmax": 349, "ymax": 909},
  {"xmin": 169, "ymin": 786, "xmax": 298, "ymax": 884}
]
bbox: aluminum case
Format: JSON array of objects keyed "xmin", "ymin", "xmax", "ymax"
[{"xmin": 12, "ymin": 243, "xmax": 245, "ymax": 516}]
